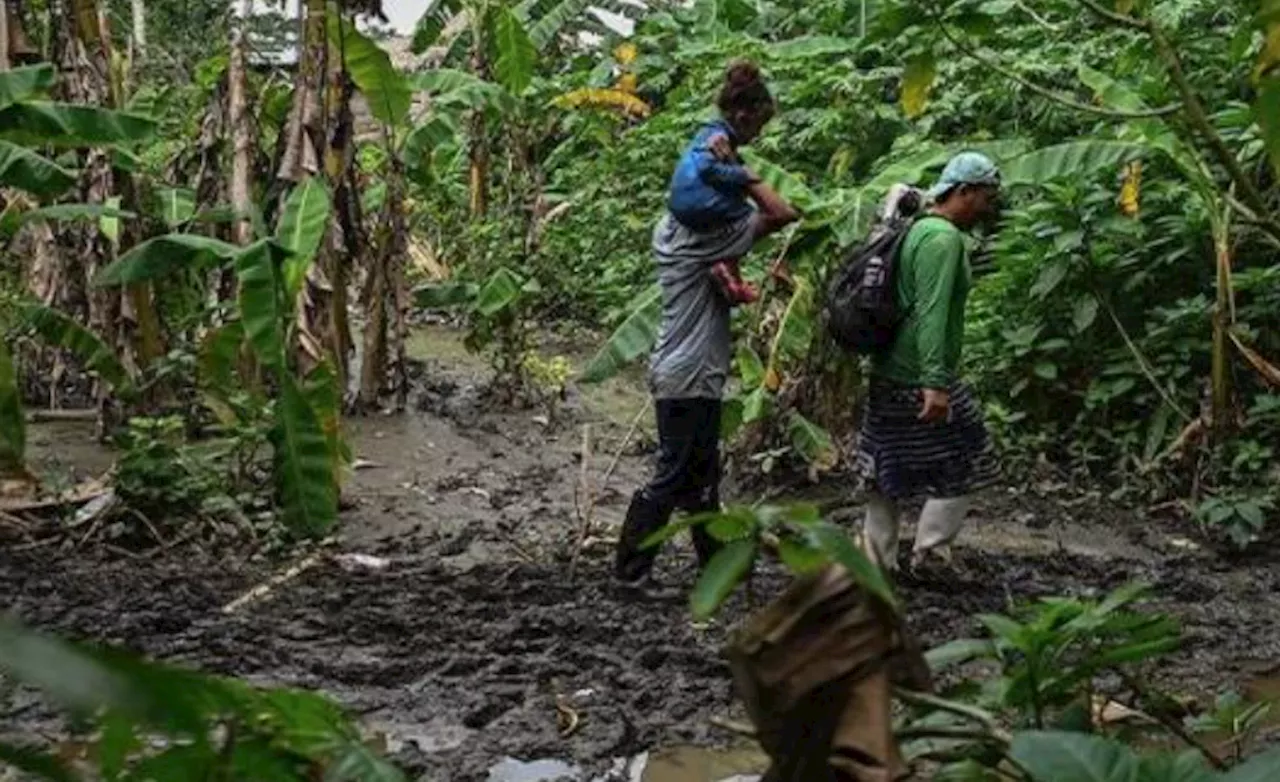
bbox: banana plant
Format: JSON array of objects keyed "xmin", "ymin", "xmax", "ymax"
[
  {"xmin": 0, "ymin": 64, "xmax": 156, "ymax": 200},
  {"xmin": 414, "ymin": 266, "xmax": 541, "ymax": 387},
  {"xmin": 78, "ymin": 181, "xmax": 343, "ymax": 537}
]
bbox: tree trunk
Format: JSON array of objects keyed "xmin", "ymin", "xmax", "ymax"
[
  {"xmin": 228, "ymin": 0, "xmax": 253, "ymax": 247},
  {"xmin": 358, "ymin": 153, "xmax": 408, "ymax": 410},
  {"xmin": 1, "ymin": 0, "xmax": 11, "ymax": 69},
  {"xmin": 130, "ymin": 0, "xmax": 145, "ymax": 59},
  {"xmin": 467, "ymin": 36, "xmax": 489, "ymax": 219}
]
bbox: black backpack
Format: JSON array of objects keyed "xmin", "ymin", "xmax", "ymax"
[{"xmin": 824, "ymin": 189, "xmax": 922, "ymax": 354}]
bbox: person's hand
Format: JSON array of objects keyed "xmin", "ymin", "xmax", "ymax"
[
  {"xmin": 708, "ymin": 132, "xmax": 735, "ymax": 161},
  {"xmin": 918, "ymin": 388, "xmax": 950, "ymax": 422}
]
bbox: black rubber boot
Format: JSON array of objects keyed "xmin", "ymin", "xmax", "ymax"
[{"xmin": 614, "ymin": 489, "xmax": 672, "ymax": 584}]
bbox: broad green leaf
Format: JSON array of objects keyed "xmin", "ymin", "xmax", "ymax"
[
  {"xmin": 94, "ymin": 234, "xmax": 241, "ymax": 286},
  {"xmin": 100, "ymin": 196, "xmax": 122, "ymax": 245},
  {"xmin": 474, "ymin": 268, "xmax": 522, "ymax": 317},
  {"xmin": 0, "ymin": 102, "xmax": 156, "ymax": 147},
  {"xmin": 403, "ymin": 115, "xmax": 459, "ymax": 172},
  {"xmin": 787, "ymin": 411, "xmax": 837, "ymax": 469},
  {"xmin": 741, "ymin": 150, "xmax": 816, "ymax": 211},
  {"xmin": 810, "ymin": 521, "xmax": 898, "ymax": 611},
  {"xmin": 17, "ymin": 203, "xmax": 136, "ymax": 227},
  {"xmin": 720, "ymin": 395, "xmax": 744, "ymax": 439},
  {"xmin": 198, "ymin": 320, "xmax": 245, "ymax": 396},
  {"xmin": 1002, "ymin": 141, "xmax": 1145, "ymax": 187},
  {"xmin": 413, "ymin": 281, "xmax": 479, "ymax": 309},
  {"xmin": 1010, "ymin": 731, "xmax": 1140, "ymax": 782},
  {"xmin": 18, "ymin": 304, "xmax": 133, "ymax": 396},
  {"xmin": 1135, "ymin": 750, "xmax": 1214, "ymax": 782},
  {"xmin": 0, "ymin": 64, "xmax": 56, "ymax": 105},
  {"xmin": 0, "ymin": 618, "xmax": 242, "ymax": 735},
  {"xmin": 1034, "ymin": 362, "xmax": 1058, "ymax": 381},
  {"xmin": 765, "ymin": 275, "xmax": 815, "ymax": 378},
  {"xmin": 528, "ymin": 0, "xmax": 592, "ymax": 50},
  {"xmin": 0, "ymin": 339, "xmax": 25, "ymax": 475},
  {"xmin": 155, "ymin": 187, "xmax": 196, "ymax": 228},
  {"xmin": 0, "ymin": 139, "xmax": 74, "ymax": 197},
  {"xmin": 776, "ymin": 535, "xmax": 827, "ymax": 575},
  {"xmin": 303, "ymin": 361, "xmax": 350, "ymax": 484},
  {"xmin": 1256, "ymin": 77, "xmax": 1280, "ymax": 177},
  {"xmin": 328, "ymin": 16, "xmax": 411, "ymax": 126},
  {"xmin": 901, "ymin": 53, "xmax": 936, "ymax": 118},
  {"xmin": 273, "ymin": 374, "xmax": 339, "ymax": 537},
  {"xmin": 706, "ymin": 506, "xmax": 758, "ymax": 542},
  {"xmin": 235, "ymin": 240, "xmax": 291, "ymax": 371},
  {"xmin": 410, "ymin": 69, "xmax": 515, "ymax": 114},
  {"xmin": 1073, "ymin": 295, "xmax": 1099, "ymax": 333},
  {"xmin": 1220, "ymin": 746, "xmax": 1280, "ymax": 781},
  {"xmin": 580, "ymin": 284, "xmax": 661, "ymax": 383},
  {"xmin": 690, "ymin": 539, "xmax": 757, "ymax": 620},
  {"xmin": 767, "ymin": 36, "xmax": 860, "ymax": 59},
  {"xmin": 735, "ymin": 345, "xmax": 765, "ymax": 388},
  {"xmin": 1077, "ymin": 64, "xmax": 1150, "ymax": 114},
  {"xmin": 411, "ymin": 0, "xmax": 461, "ymax": 53},
  {"xmin": 276, "ymin": 177, "xmax": 332, "ymax": 299},
  {"xmin": 489, "ymin": 7, "xmax": 538, "ymax": 95},
  {"xmin": 742, "ymin": 385, "xmax": 771, "ymax": 423},
  {"xmin": 925, "ymin": 638, "xmax": 996, "ymax": 670}
]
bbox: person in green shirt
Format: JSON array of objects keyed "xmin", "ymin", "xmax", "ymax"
[{"xmin": 855, "ymin": 152, "xmax": 1003, "ymax": 572}]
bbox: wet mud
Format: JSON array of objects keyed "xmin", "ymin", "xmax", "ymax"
[{"xmin": 4, "ymin": 330, "xmax": 1280, "ymax": 780}]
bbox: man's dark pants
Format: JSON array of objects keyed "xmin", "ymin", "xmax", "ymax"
[{"xmin": 615, "ymin": 398, "xmax": 723, "ymax": 581}]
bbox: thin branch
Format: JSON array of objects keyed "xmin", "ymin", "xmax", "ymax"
[
  {"xmin": 932, "ymin": 16, "xmax": 1180, "ymax": 120},
  {"xmin": 1076, "ymin": 0, "xmax": 1146, "ymax": 30}
]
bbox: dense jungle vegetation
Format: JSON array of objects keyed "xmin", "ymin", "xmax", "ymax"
[{"xmin": 0, "ymin": 0, "xmax": 1278, "ymax": 779}]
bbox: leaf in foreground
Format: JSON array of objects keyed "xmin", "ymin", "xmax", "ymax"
[
  {"xmin": 691, "ymin": 539, "xmax": 757, "ymax": 620},
  {"xmin": 809, "ymin": 522, "xmax": 898, "ymax": 612},
  {"xmin": 273, "ymin": 374, "xmax": 339, "ymax": 537},
  {"xmin": 1009, "ymin": 730, "xmax": 1138, "ymax": 782}
]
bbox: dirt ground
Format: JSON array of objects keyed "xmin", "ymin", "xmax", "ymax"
[{"xmin": 4, "ymin": 327, "xmax": 1280, "ymax": 781}]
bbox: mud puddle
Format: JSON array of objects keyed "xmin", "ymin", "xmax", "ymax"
[{"xmin": 5, "ymin": 326, "xmax": 1280, "ymax": 779}]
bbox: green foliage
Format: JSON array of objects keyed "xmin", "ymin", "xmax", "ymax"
[
  {"xmin": 93, "ymin": 234, "xmax": 242, "ymax": 287},
  {"xmin": 329, "ymin": 16, "xmax": 412, "ymax": 126},
  {"xmin": 645, "ymin": 503, "xmax": 898, "ymax": 618},
  {"xmin": 0, "ymin": 139, "xmax": 75, "ymax": 197},
  {"xmin": 276, "ymin": 178, "xmax": 332, "ymax": 299},
  {"xmin": 113, "ymin": 416, "xmax": 232, "ymax": 525},
  {"xmin": 0, "ymin": 337, "xmax": 24, "ymax": 474},
  {"xmin": 578, "ymin": 284, "xmax": 661, "ymax": 383},
  {"xmin": 0, "ymin": 618, "xmax": 405, "ymax": 781},
  {"xmin": 273, "ymin": 375, "xmax": 339, "ymax": 537},
  {"xmin": 17, "ymin": 304, "xmax": 135, "ymax": 398}
]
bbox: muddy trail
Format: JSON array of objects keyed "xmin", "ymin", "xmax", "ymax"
[{"xmin": 4, "ymin": 327, "xmax": 1280, "ymax": 781}]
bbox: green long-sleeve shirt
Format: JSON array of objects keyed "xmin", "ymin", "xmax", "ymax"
[{"xmin": 870, "ymin": 216, "xmax": 970, "ymax": 388}]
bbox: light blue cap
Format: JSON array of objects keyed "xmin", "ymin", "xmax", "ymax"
[{"xmin": 927, "ymin": 151, "xmax": 1001, "ymax": 199}]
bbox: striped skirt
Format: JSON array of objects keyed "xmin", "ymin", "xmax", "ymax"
[{"xmin": 854, "ymin": 380, "xmax": 1000, "ymax": 500}]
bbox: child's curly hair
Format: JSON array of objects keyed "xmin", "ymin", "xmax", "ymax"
[{"xmin": 717, "ymin": 59, "xmax": 774, "ymax": 120}]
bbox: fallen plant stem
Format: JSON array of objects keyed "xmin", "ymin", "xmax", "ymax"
[
  {"xmin": 893, "ymin": 688, "xmax": 1010, "ymax": 742},
  {"xmin": 567, "ymin": 422, "xmax": 593, "ymax": 580},
  {"xmin": 220, "ymin": 536, "xmax": 338, "ymax": 613}
]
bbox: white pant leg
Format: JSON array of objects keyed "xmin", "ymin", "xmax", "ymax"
[
  {"xmin": 862, "ymin": 491, "xmax": 902, "ymax": 569},
  {"xmin": 912, "ymin": 495, "xmax": 972, "ymax": 556}
]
